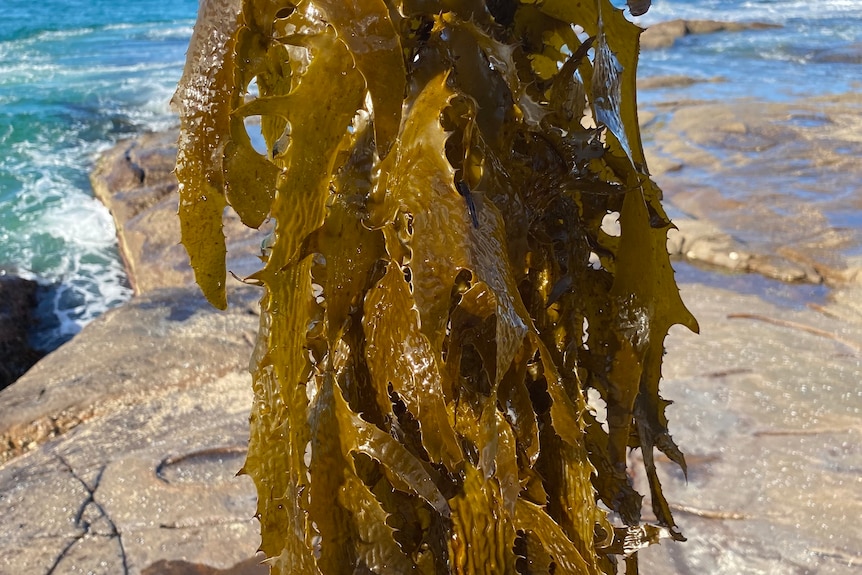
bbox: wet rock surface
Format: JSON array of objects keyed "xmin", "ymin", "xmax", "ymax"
[
  {"xmin": 0, "ymin": 274, "xmax": 45, "ymax": 391},
  {"xmin": 642, "ymin": 92, "xmax": 862, "ymax": 287},
  {"xmin": 638, "ymin": 278, "xmax": 862, "ymax": 574}
]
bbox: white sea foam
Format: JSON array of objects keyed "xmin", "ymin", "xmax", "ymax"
[
  {"xmin": 638, "ymin": 0, "xmax": 862, "ymax": 25},
  {"xmin": 5, "ymin": 183, "xmax": 135, "ymax": 349},
  {"xmin": 0, "ymin": 61, "xmax": 57, "ymax": 84},
  {"xmin": 0, "ymin": 13, "xmax": 194, "ymax": 350},
  {"xmin": 143, "ymin": 24, "xmax": 195, "ymax": 41},
  {"xmin": 30, "ymin": 27, "xmax": 99, "ymax": 42}
]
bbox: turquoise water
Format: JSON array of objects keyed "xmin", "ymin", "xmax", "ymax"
[
  {"xmin": 1, "ymin": 0, "xmax": 859, "ymax": 350},
  {"xmin": 0, "ymin": 0, "xmax": 198, "ymax": 349}
]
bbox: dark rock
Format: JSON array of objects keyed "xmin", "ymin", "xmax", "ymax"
[
  {"xmin": 0, "ymin": 274, "xmax": 45, "ymax": 390},
  {"xmin": 640, "ymin": 19, "xmax": 780, "ymax": 50},
  {"xmin": 810, "ymin": 42, "xmax": 862, "ymax": 64},
  {"xmin": 626, "ymin": 0, "xmax": 652, "ymax": 18}
]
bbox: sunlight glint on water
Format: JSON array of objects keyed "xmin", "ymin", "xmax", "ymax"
[{"xmin": 0, "ymin": 0, "xmax": 198, "ymax": 350}]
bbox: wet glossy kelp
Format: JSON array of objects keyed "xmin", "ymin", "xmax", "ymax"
[{"xmin": 173, "ymin": 0, "xmax": 697, "ymax": 572}]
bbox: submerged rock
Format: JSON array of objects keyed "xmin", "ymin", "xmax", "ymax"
[
  {"xmin": 638, "ymin": 74, "xmax": 724, "ymax": 90},
  {"xmin": 644, "ymin": 94, "xmax": 862, "ymax": 286},
  {"xmin": 810, "ymin": 42, "xmax": 862, "ymax": 64}
]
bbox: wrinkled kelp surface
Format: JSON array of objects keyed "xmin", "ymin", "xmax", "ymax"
[{"xmin": 174, "ymin": 0, "xmax": 697, "ymax": 572}]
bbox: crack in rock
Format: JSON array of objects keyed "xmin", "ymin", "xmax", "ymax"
[{"xmin": 46, "ymin": 454, "xmax": 129, "ymax": 575}]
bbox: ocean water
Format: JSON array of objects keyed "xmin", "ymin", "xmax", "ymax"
[
  {"xmin": 633, "ymin": 0, "xmax": 862, "ymax": 102},
  {"xmin": 0, "ymin": 0, "xmax": 198, "ymax": 349},
  {"xmin": 1, "ymin": 0, "xmax": 859, "ymax": 351}
]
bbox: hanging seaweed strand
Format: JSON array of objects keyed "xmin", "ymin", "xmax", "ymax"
[{"xmin": 173, "ymin": 0, "xmax": 698, "ymax": 572}]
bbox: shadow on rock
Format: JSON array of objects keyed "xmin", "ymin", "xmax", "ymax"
[{"xmin": 0, "ymin": 274, "xmax": 45, "ymax": 390}]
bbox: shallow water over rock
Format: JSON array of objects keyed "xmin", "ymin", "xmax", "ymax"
[
  {"xmin": 638, "ymin": 280, "xmax": 862, "ymax": 574},
  {"xmin": 643, "ymin": 93, "xmax": 862, "ymax": 284}
]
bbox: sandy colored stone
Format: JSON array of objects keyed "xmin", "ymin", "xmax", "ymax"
[
  {"xmin": 640, "ymin": 19, "xmax": 688, "ymax": 49},
  {"xmin": 0, "ymin": 286, "xmax": 264, "ymax": 574},
  {"xmin": 90, "ymin": 131, "xmax": 270, "ymax": 296},
  {"xmin": 640, "ymin": 19, "xmax": 780, "ymax": 50},
  {"xmin": 638, "ymin": 280, "xmax": 862, "ymax": 574}
]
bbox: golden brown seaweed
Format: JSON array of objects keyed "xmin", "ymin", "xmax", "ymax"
[{"xmin": 174, "ymin": 0, "xmax": 697, "ymax": 572}]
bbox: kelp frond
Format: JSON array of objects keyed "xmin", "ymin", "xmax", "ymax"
[{"xmin": 174, "ymin": 0, "xmax": 696, "ymax": 572}]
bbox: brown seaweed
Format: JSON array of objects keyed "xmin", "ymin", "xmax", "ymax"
[{"xmin": 174, "ymin": 0, "xmax": 697, "ymax": 572}]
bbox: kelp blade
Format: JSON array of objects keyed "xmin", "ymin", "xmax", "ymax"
[{"xmin": 175, "ymin": 1, "xmax": 698, "ymax": 573}]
